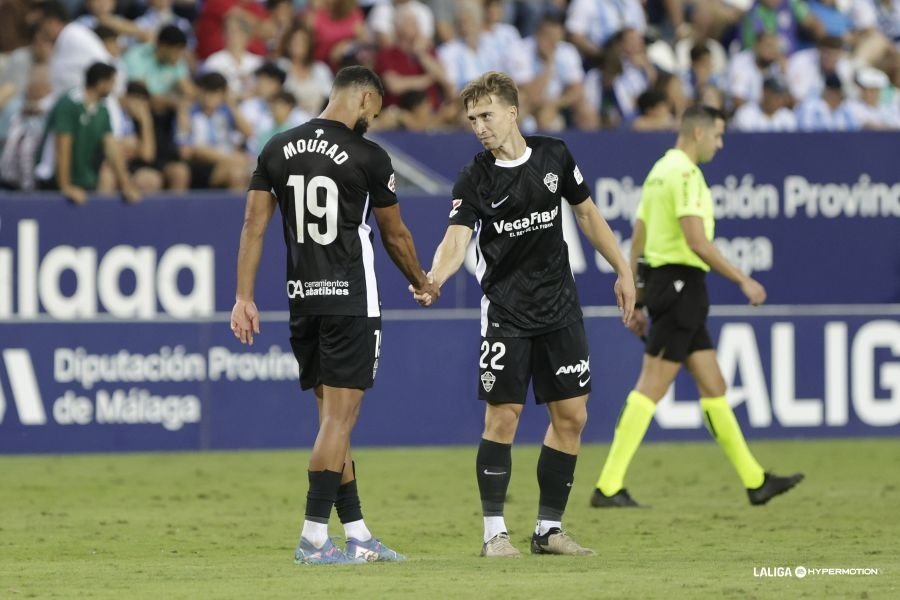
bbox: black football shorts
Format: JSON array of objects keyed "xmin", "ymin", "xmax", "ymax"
[
  {"xmin": 289, "ymin": 315, "xmax": 382, "ymax": 391},
  {"xmin": 643, "ymin": 264, "xmax": 713, "ymax": 362},
  {"xmin": 478, "ymin": 320, "xmax": 592, "ymax": 405}
]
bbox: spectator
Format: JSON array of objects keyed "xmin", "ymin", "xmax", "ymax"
[
  {"xmin": 631, "ymin": 88, "xmax": 677, "ymax": 130},
  {"xmin": 0, "ymin": 66, "xmax": 53, "ymax": 190},
  {"xmin": 609, "ymin": 28, "xmax": 657, "ymax": 122},
  {"xmin": 241, "ymin": 62, "xmax": 308, "ymax": 154},
  {"xmin": 786, "ymin": 35, "xmax": 853, "ymax": 101},
  {"xmin": 177, "ymin": 72, "xmax": 252, "ymax": 191},
  {"xmin": 0, "ymin": 28, "xmax": 54, "ymax": 140},
  {"xmin": 684, "ymin": 0, "xmax": 747, "ymax": 43},
  {"xmin": 431, "ymin": 0, "xmax": 460, "ymax": 45},
  {"xmin": 483, "ymin": 0, "xmax": 530, "ymax": 80},
  {"xmin": 266, "ymin": 0, "xmax": 296, "ymax": 56},
  {"xmin": 124, "ymin": 25, "xmax": 193, "ymax": 100},
  {"xmin": 368, "ymin": 0, "xmax": 435, "ymax": 48},
  {"xmin": 114, "ymin": 81, "xmax": 165, "ymax": 193},
  {"xmin": 123, "ymin": 24, "xmax": 194, "ymax": 188},
  {"xmin": 0, "ymin": 27, "xmax": 54, "ymax": 102},
  {"xmin": 277, "ymin": 24, "xmax": 335, "ymax": 115},
  {"xmin": 727, "ymin": 30, "xmax": 786, "ymax": 109},
  {"xmin": 732, "ymin": 77, "xmax": 799, "ymax": 130},
  {"xmin": 393, "ymin": 89, "xmax": 438, "ymax": 130},
  {"xmin": 520, "ymin": 15, "xmax": 593, "ymax": 130},
  {"xmin": 566, "ymin": 0, "xmax": 647, "ymax": 60},
  {"xmin": 655, "ymin": 71, "xmax": 689, "ymax": 120},
  {"xmin": 203, "ymin": 14, "xmax": 265, "ymax": 98},
  {"xmin": 583, "ymin": 49, "xmax": 626, "ymax": 128},
  {"xmin": 33, "ymin": 62, "xmax": 141, "ymax": 203},
  {"xmin": 134, "ymin": 0, "xmax": 197, "ymax": 51},
  {"xmin": 741, "ymin": 0, "xmax": 825, "ymax": 54},
  {"xmin": 682, "ymin": 42, "xmax": 726, "ymax": 102},
  {"xmin": 374, "ymin": 5, "xmax": 453, "ymax": 110},
  {"xmin": 254, "ymin": 89, "xmax": 305, "ymax": 150},
  {"xmin": 305, "ymin": 0, "xmax": 369, "ymax": 69},
  {"xmin": 195, "ymin": 0, "xmax": 274, "ymax": 60},
  {"xmin": 75, "ymin": 0, "xmax": 153, "ymax": 45},
  {"xmin": 437, "ymin": 0, "xmax": 502, "ymax": 93},
  {"xmin": 795, "ymin": 72, "xmax": 860, "ymax": 129},
  {"xmin": 845, "ymin": 66, "xmax": 900, "ymax": 128},
  {"xmin": 29, "ymin": 0, "xmax": 116, "ymax": 97},
  {"xmin": 94, "ymin": 25, "xmax": 128, "ymax": 86},
  {"xmin": 699, "ymin": 84, "xmax": 728, "ymax": 110}
]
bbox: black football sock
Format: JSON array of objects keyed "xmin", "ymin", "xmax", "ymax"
[
  {"xmin": 305, "ymin": 469, "xmax": 342, "ymax": 523},
  {"xmin": 476, "ymin": 438, "xmax": 512, "ymax": 517},
  {"xmin": 536, "ymin": 445, "xmax": 577, "ymax": 527},
  {"xmin": 335, "ymin": 461, "xmax": 364, "ymax": 524}
]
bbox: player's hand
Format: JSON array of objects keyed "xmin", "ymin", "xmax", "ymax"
[
  {"xmin": 62, "ymin": 185, "xmax": 88, "ymax": 205},
  {"xmin": 625, "ymin": 307, "xmax": 648, "ymax": 339},
  {"xmin": 231, "ymin": 299, "xmax": 260, "ymax": 345},
  {"xmin": 614, "ymin": 272, "xmax": 636, "ymax": 324},
  {"xmin": 740, "ymin": 277, "xmax": 767, "ymax": 306},
  {"xmin": 122, "ymin": 183, "xmax": 142, "ymax": 204},
  {"xmin": 409, "ymin": 272, "xmax": 439, "ymax": 307}
]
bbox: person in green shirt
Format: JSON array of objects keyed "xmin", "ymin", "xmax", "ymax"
[
  {"xmin": 35, "ymin": 61, "xmax": 140, "ymax": 204},
  {"xmin": 590, "ymin": 105, "xmax": 803, "ymax": 508}
]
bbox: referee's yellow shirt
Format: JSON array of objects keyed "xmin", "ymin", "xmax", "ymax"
[{"xmin": 636, "ymin": 148, "xmax": 714, "ymax": 271}]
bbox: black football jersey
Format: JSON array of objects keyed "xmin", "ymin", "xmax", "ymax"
[
  {"xmin": 449, "ymin": 136, "xmax": 591, "ymax": 337},
  {"xmin": 249, "ymin": 118, "xmax": 397, "ymax": 317}
]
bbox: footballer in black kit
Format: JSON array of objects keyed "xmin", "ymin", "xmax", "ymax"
[
  {"xmin": 419, "ymin": 71, "xmax": 634, "ymax": 558},
  {"xmin": 249, "ymin": 117, "xmax": 397, "ymax": 390},
  {"xmin": 233, "ymin": 66, "xmax": 436, "ymax": 565},
  {"xmin": 450, "ymin": 136, "xmax": 594, "ymax": 404}
]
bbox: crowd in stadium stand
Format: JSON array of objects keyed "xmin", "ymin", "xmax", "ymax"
[{"xmin": 0, "ymin": 0, "xmax": 898, "ymax": 196}]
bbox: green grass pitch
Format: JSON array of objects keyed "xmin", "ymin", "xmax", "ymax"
[{"xmin": 1, "ymin": 439, "xmax": 897, "ymax": 599}]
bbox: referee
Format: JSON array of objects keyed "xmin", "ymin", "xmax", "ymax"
[{"xmin": 590, "ymin": 105, "xmax": 804, "ymax": 508}]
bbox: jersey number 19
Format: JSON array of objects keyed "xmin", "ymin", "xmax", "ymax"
[{"xmin": 287, "ymin": 175, "xmax": 339, "ymax": 245}]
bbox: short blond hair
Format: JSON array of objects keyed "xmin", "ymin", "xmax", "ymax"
[{"xmin": 460, "ymin": 71, "xmax": 519, "ymax": 110}]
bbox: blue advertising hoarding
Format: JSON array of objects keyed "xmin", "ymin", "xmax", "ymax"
[{"xmin": 1, "ymin": 132, "xmax": 898, "ymax": 452}]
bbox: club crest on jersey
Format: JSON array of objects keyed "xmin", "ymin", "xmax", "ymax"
[
  {"xmin": 481, "ymin": 371, "xmax": 496, "ymax": 392},
  {"xmin": 449, "ymin": 198, "xmax": 462, "ymax": 217},
  {"xmin": 543, "ymin": 172, "xmax": 559, "ymax": 193}
]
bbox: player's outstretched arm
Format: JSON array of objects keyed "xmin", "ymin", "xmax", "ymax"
[
  {"xmin": 430, "ymin": 225, "xmax": 472, "ymax": 286},
  {"xmin": 409, "ymin": 225, "xmax": 472, "ymax": 306},
  {"xmin": 571, "ymin": 199, "xmax": 635, "ymax": 323},
  {"xmin": 373, "ymin": 204, "xmax": 440, "ymax": 303},
  {"xmin": 679, "ymin": 216, "xmax": 767, "ymax": 306},
  {"xmin": 232, "ymin": 190, "xmax": 277, "ymax": 345}
]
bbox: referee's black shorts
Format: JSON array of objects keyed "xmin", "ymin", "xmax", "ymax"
[
  {"xmin": 644, "ymin": 264, "xmax": 713, "ymax": 363},
  {"xmin": 289, "ymin": 315, "xmax": 382, "ymax": 391}
]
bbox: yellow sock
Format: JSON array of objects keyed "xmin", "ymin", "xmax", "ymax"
[
  {"xmin": 700, "ymin": 396, "xmax": 765, "ymax": 489},
  {"xmin": 596, "ymin": 391, "xmax": 656, "ymax": 496}
]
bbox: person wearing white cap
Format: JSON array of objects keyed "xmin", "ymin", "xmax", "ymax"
[{"xmin": 845, "ymin": 66, "xmax": 900, "ymax": 129}]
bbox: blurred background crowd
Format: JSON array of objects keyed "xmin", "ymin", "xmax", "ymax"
[{"xmin": 0, "ymin": 0, "xmax": 898, "ymax": 197}]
